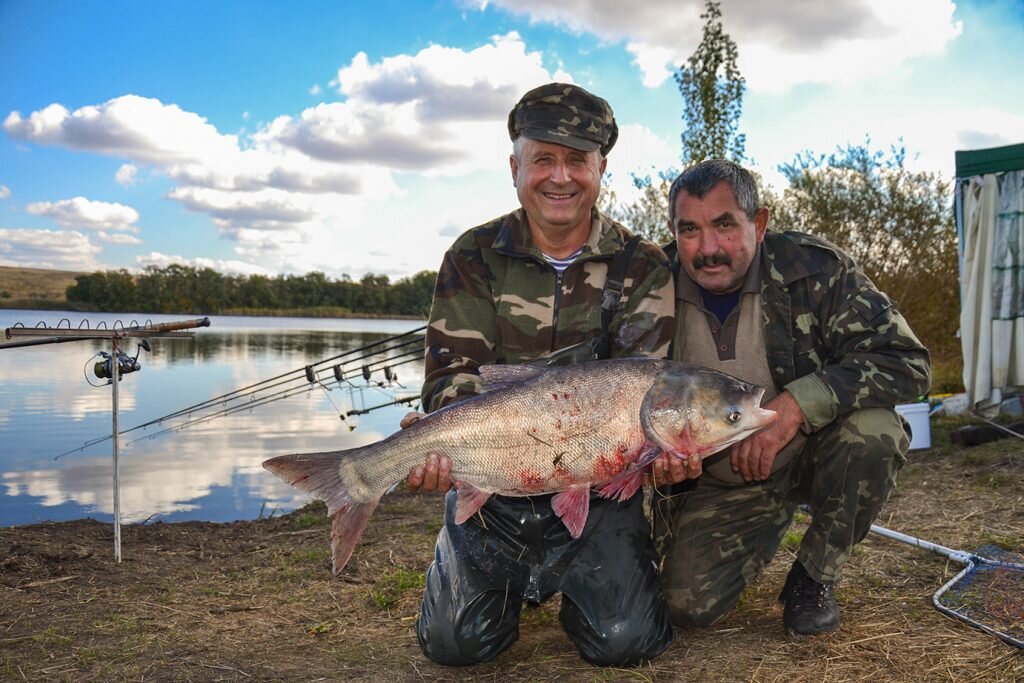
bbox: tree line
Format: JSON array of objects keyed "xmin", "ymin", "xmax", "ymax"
[{"xmin": 66, "ymin": 265, "xmax": 437, "ymax": 318}]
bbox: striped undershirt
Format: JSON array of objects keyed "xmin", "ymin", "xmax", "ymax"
[{"xmin": 542, "ymin": 246, "xmax": 584, "ymax": 274}]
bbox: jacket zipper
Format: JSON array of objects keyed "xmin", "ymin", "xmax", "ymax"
[{"xmin": 551, "ymin": 270, "xmax": 563, "ymax": 352}]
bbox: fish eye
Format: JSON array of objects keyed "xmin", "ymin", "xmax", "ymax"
[{"xmin": 726, "ymin": 408, "xmax": 742, "ymax": 423}]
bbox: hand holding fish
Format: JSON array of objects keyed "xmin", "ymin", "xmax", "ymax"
[
  {"xmin": 647, "ymin": 451, "xmax": 703, "ymax": 486},
  {"xmin": 730, "ymin": 391, "xmax": 803, "ymax": 481},
  {"xmin": 406, "ymin": 452, "xmax": 453, "ymax": 492}
]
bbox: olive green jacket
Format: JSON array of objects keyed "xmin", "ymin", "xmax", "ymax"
[{"xmin": 671, "ymin": 230, "xmax": 931, "ymax": 431}]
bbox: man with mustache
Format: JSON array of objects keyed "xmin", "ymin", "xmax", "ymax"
[{"xmin": 649, "ymin": 159, "xmax": 931, "ymax": 636}]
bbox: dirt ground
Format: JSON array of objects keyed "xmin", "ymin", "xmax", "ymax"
[{"xmin": 2, "ymin": 416, "xmax": 1023, "ymax": 682}]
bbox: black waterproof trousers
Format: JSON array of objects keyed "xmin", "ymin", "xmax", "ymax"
[{"xmin": 416, "ymin": 489, "xmax": 672, "ymax": 667}]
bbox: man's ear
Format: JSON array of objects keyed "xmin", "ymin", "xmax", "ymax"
[
  {"xmin": 510, "ymin": 154, "xmax": 519, "ymax": 187},
  {"xmin": 754, "ymin": 207, "xmax": 770, "ymax": 242}
]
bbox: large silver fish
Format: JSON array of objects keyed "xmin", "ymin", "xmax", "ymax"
[{"xmin": 263, "ymin": 358, "xmax": 776, "ymax": 574}]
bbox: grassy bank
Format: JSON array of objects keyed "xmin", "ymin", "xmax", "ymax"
[{"xmin": 1, "ymin": 416, "xmax": 1022, "ymax": 681}]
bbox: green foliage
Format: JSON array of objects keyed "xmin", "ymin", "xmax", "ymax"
[
  {"xmin": 601, "ymin": 171, "xmax": 676, "ymax": 246},
  {"xmin": 291, "ymin": 511, "xmax": 325, "ymax": 530},
  {"xmin": 676, "ymin": 0, "xmax": 746, "ymax": 164},
  {"xmin": 370, "ymin": 567, "xmax": 426, "ymax": 608},
  {"xmin": 64, "ymin": 264, "xmax": 437, "ymax": 317},
  {"xmin": 774, "ymin": 141, "xmax": 961, "ymax": 386}
]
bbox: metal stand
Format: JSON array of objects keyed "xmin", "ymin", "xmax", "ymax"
[
  {"xmin": 111, "ymin": 339, "xmax": 122, "ymax": 562},
  {"xmin": 2, "ymin": 316, "xmax": 211, "ymax": 561}
]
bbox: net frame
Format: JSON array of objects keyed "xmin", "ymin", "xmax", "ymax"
[{"xmin": 870, "ymin": 525, "xmax": 1024, "ymax": 649}]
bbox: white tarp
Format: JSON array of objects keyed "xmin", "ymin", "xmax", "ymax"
[{"xmin": 958, "ymin": 169, "xmax": 1024, "ymax": 412}]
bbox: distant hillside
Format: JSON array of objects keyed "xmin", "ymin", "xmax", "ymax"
[{"xmin": 0, "ymin": 265, "xmax": 83, "ymax": 303}]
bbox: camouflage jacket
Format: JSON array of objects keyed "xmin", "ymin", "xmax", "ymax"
[
  {"xmin": 672, "ymin": 230, "xmax": 931, "ymax": 432},
  {"xmin": 422, "ymin": 208, "xmax": 674, "ymax": 412}
]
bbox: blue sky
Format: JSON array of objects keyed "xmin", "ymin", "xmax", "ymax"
[{"xmin": 1, "ymin": 0, "xmax": 1022, "ymax": 280}]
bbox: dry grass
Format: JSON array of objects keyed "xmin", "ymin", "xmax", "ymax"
[
  {"xmin": 0, "ymin": 265, "xmax": 82, "ymax": 303},
  {"xmin": 1, "ymin": 416, "xmax": 1022, "ymax": 682}
]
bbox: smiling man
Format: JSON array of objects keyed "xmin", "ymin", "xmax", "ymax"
[
  {"xmin": 650, "ymin": 159, "xmax": 931, "ymax": 637},
  {"xmin": 410, "ymin": 83, "xmax": 675, "ymax": 667}
]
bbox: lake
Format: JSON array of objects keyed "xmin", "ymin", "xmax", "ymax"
[{"xmin": 0, "ymin": 309, "xmax": 426, "ymax": 527}]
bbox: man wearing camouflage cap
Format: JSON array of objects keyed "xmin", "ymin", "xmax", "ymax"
[{"xmin": 408, "ymin": 83, "xmax": 675, "ymax": 666}]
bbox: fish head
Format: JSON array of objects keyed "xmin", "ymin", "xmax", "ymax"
[{"xmin": 641, "ymin": 364, "xmax": 777, "ymax": 459}]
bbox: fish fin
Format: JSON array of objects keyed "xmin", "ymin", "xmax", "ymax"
[
  {"xmin": 264, "ymin": 451, "xmax": 380, "ymax": 575},
  {"xmin": 330, "ymin": 499, "xmax": 379, "ymax": 575},
  {"xmin": 478, "ymin": 363, "xmax": 548, "ymax": 392},
  {"xmin": 596, "ymin": 470, "xmax": 645, "ymax": 502},
  {"xmin": 453, "ymin": 480, "xmax": 492, "ymax": 524},
  {"xmin": 596, "ymin": 445, "xmax": 661, "ymax": 501},
  {"xmin": 551, "ymin": 486, "xmax": 590, "ymax": 538}
]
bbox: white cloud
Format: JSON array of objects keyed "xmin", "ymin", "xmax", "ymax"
[
  {"xmin": 0, "ymin": 228, "xmax": 104, "ymax": 270},
  {"xmin": 26, "ymin": 196, "xmax": 140, "ymax": 233},
  {"xmin": 265, "ymin": 33, "xmax": 565, "ymax": 175},
  {"xmin": 4, "ymin": 95, "xmax": 238, "ymax": 164},
  {"xmin": 604, "ymin": 123, "xmax": 679, "ymax": 201},
  {"xmin": 134, "ymin": 251, "xmax": 273, "ymax": 276},
  {"xmin": 115, "ymin": 163, "xmax": 138, "ymax": 185},
  {"xmin": 309, "ymin": 84, "xmax": 322, "ymax": 95},
  {"xmin": 482, "ymin": 0, "xmax": 962, "ymax": 92},
  {"xmin": 0, "ymin": 185, "xmax": 10, "ymax": 199},
  {"xmin": 1, "ymin": 33, "xmax": 574, "ymax": 278},
  {"xmin": 97, "ymin": 231, "xmax": 143, "ymax": 245}
]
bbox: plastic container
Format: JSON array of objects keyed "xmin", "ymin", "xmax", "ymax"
[{"xmin": 896, "ymin": 402, "xmax": 932, "ymax": 449}]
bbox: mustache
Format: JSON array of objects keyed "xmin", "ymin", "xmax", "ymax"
[{"xmin": 693, "ymin": 253, "xmax": 732, "ymax": 269}]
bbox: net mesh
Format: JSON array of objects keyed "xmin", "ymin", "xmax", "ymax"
[{"xmin": 935, "ymin": 545, "xmax": 1024, "ymax": 647}]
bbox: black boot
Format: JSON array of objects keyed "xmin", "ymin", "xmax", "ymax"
[{"xmin": 778, "ymin": 560, "xmax": 839, "ymax": 636}]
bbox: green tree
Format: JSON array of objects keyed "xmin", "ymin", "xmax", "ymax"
[
  {"xmin": 603, "ymin": 0, "xmax": 746, "ymax": 243},
  {"xmin": 600, "ymin": 171, "xmax": 676, "ymax": 246},
  {"xmin": 774, "ymin": 141, "xmax": 960, "ymax": 388},
  {"xmin": 676, "ymin": 0, "xmax": 746, "ymax": 164}
]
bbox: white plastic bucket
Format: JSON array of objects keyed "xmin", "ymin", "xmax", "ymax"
[{"xmin": 895, "ymin": 402, "xmax": 931, "ymax": 449}]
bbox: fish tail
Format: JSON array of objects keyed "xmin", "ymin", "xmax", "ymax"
[
  {"xmin": 330, "ymin": 499, "xmax": 379, "ymax": 575},
  {"xmin": 263, "ymin": 451, "xmax": 381, "ymax": 574}
]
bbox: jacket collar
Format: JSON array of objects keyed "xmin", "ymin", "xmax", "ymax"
[{"xmin": 494, "ymin": 208, "xmax": 625, "ymax": 260}]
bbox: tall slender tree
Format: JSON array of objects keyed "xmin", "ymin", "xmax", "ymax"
[{"xmin": 676, "ymin": 0, "xmax": 746, "ymax": 164}]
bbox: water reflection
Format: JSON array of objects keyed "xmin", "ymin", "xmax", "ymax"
[{"xmin": 0, "ymin": 310, "xmax": 425, "ymax": 526}]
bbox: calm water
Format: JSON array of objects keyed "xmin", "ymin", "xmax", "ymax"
[{"xmin": 0, "ymin": 309, "xmax": 426, "ymax": 526}]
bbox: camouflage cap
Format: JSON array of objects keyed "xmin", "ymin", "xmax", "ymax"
[{"xmin": 507, "ymin": 82, "xmax": 618, "ymax": 156}]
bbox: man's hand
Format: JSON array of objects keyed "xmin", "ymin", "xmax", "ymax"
[
  {"xmin": 730, "ymin": 391, "xmax": 804, "ymax": 482},
  {"xmin": 647, "ymin": 451, "xmax": 702, "ymax": 486},
  {"xmin": 406, "ymin": 452, "xmax": 453, "ymax": 493}
]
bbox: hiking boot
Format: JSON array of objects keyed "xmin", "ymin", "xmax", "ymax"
[{"xmin": 778, "ymin": 560, "xmax": 839, "ymax": 636}]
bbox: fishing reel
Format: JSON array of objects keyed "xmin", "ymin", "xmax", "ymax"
[{"xmin": 94, "ymin": 339, "xmax": 151, "ymax": 381}]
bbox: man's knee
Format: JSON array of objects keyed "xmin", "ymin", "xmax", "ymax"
[
  {"xmin": 837, "ymin": 408, "xmax": 909, "ymax": 456},
  {"xmin": 417, "ymin": 588, "xmax": 520, "ymax": 666},
  {"xmin": 817, "ymin": 407, "xmax": 910, "ymax": 480},
  {"xmin": 559, "ymin": 595, "xmax": 672, "ymax": 667}
]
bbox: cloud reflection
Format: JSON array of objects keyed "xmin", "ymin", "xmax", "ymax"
[{"xmin": 0, "ymin": 319, "xmax": 424, "ymax": 525}]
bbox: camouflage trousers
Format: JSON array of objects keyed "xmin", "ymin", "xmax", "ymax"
[{"xmin": 652, "ymin": 407, "xmax": 910, "ymax": 628}]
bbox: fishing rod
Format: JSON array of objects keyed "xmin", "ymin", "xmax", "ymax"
[
  {"xmin": 124, "ymin": 354, "xmax": 425, "ymax": 446},
  {"xmin": 141, "ymin": 326, "xmax": 425, "ymax": 425},
  {"xmin": 54, "ymin": 324, "xmax": 427, "ymax": 458}
]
